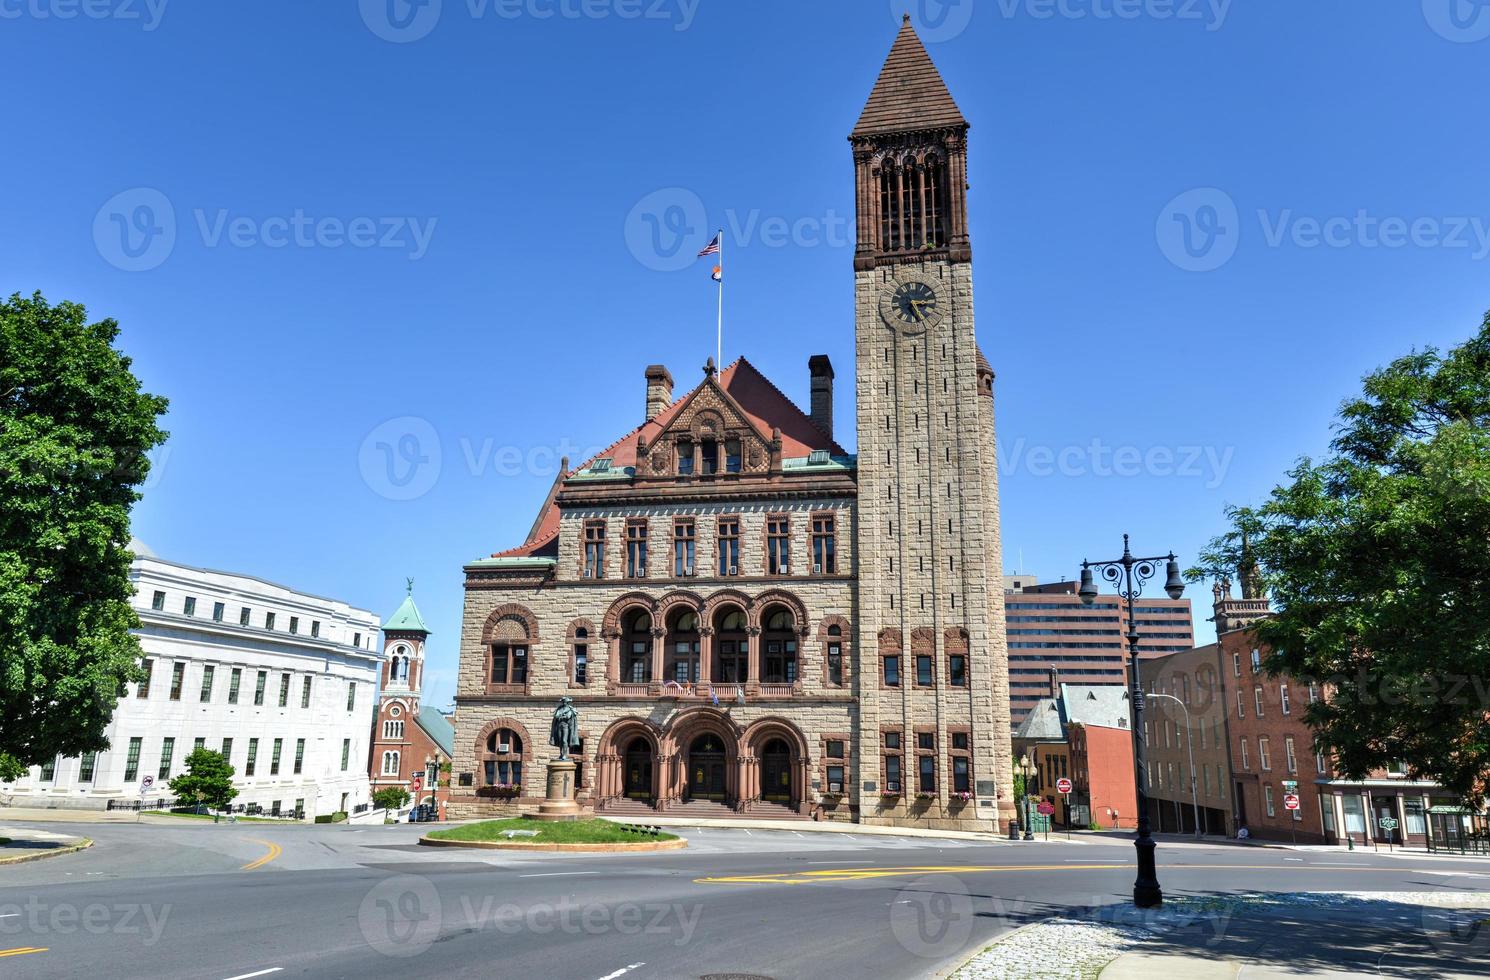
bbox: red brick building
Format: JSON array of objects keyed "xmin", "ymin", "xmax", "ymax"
[
  {"xmin": 1213, "ymin": 581, "xmax": 1476, "ymax": 847},
  {"xmin": 368, "ymin": 588, "xmax": 453, "ymax": 817},
  {"xmin": 1014, "ymin": 682, "xmax": 1137, "ymax": 830}
]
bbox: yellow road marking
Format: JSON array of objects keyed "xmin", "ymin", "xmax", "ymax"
[
  {"xmin": 0, "ymin": 948, "xmax": 49, "ymax": 958},
  {"xmin": 241, "ymin": 838, "xmax": 282, "ymax": 871},
  {"xmin": 696, "ymin": 862, "xmax": 1455, "ymax": 885}
]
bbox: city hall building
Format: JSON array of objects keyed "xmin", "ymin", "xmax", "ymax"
[{"xmin": 450, "ymin": 19, "xmax": 1016, "ymax": 830}]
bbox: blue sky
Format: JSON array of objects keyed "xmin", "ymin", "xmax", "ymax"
[{"xmin": 4, "ymin": 0, "xmax": 1488, "ymax": 710}]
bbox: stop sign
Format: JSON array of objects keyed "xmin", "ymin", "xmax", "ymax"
[
  {"xmin": 1284, "ymin": 793, "xmax": 1300, "ymax": 811},
  {"xmin": 1056, "ymin": 778, "xmax": 1073, "ymax": 795}
]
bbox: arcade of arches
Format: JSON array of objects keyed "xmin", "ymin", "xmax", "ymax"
[{"xmin": 593, "ymin": 710, "xmax": 813, "ymax": 814}]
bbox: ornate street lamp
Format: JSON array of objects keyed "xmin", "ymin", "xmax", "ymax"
[
  {"xmin": 1079, "ymin": 533, "xmax": 1185, "ymax": 908},
  {"xmin": 1019, "ymin": 754, "xmax": 1034, "ymax": 841}
]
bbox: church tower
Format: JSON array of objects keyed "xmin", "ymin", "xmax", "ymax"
[
  {"xmin": 370, "ymin": 582, "xmax": 432, "ymax": 798},
  {"xmin": 852, "ymin": 17, "xmax": 1014, "ymax": 831}
]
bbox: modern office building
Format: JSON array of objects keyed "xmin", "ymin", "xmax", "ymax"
[
  {"xmin": 1, "ymin": 540, "xmax": 382, "ymax": 819},
  {"xmin": 1004, "ymin": 579, "xmax": 1193, "ymax": 729}
]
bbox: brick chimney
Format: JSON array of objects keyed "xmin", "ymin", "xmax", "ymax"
[
  {"xmin": 808, "ymin": 355, "xmax": 834, "ymax": 440},
  {"xmin": 644, "ymin": 365, "xmax": 673, "ymax": 422}
]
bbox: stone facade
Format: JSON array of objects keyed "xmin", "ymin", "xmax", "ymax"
[{"xmin": 448, "ymin": 19, "xmax": 1014, "ymax": 832}]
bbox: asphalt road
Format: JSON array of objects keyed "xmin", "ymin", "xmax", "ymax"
[{"xmin": 1, "ymin": 820, "xmax": 1487, "ymax": 979}]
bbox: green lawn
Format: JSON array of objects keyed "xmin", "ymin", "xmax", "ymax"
[{"xmin": 426, "ymin": 818, "xmax": 677, "ymax": 844}]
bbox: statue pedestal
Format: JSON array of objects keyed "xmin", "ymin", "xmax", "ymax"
[{"xmin": 532, "ymin": 759, "xmax": 582, "ymax": 822}]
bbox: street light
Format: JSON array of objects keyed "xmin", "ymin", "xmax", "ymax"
[
  {"xmin": 1146, "ymin": 692, "xmax": 1202, "ymax": 840},
  {"xmin": 1079, "ymin": 533, "xmax": 1184, "ymax": 908},
  {"xmin": 1018, "ymin": 754, "xmax": 1034, "ymax": 841}
]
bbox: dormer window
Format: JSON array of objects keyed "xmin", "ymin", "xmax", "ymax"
[
  {"xmin": 677, "ymin": 440, "xmax": 694, "ymax": 476},
  {"xmin": 701, "ymin": 439, "xmax": 719, "ymax": 475},
  {"xmin": 725, "ymin": 439, "xmax": 742, "ymax": 473}
]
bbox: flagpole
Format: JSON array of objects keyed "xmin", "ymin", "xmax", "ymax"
[{"xmin": 716, "ymin": 227, "xmax": 724, "ymax": 369}]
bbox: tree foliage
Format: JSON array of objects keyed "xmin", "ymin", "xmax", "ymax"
[
  {"xmin": 0, "ymin": 293, "xmax": 168, "ymax": 778},
  {"xmin": 373, "ymin": 787, "xmax": 411, "ymax": 812},
  {"xmin": 170, "ymin": 748, "xmax": 238, "ymax": 810},
  {"xmin": 1192, "ymin": 314, "xmax": 1490, "ymax": 803}
]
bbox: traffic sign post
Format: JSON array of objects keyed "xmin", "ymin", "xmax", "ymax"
[
  {"xmin": 1037, "ymin": 800, "xmax": 1056, "ymax": 841},
  {"xmin": 1055, "ymin": 778, "xmax": 1073, "ymax": 839},
  {"xmin": 138, "ymin": 775, "xmax": 154, "ymax": 822}
]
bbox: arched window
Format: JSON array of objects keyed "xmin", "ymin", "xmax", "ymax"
[
  {"xmin": 666, "ymin": 610, "xmax": 700, "ymax": 684},
  {"xmin": 382, "ymin": 719, "xmax": 404, "ymax": 739},
  {"xmin": 762, "ymin": 608, "xmax": 798, "ymax": 684},
  {"xmin": 714, "ymin": 609, "xmax": 748, "ymax": 683},
  {"xmin": 381, "ymin": 750, "xmax": 400, "ymax": 776},
  {"xmin": 482, "ymin": 729, "xmax": 524, "ymax": 789},
  {"xmin": 623, "ymin": 610, "xmax": 652, "ymax": 684},
  {"xmin": 572, "ymin": 627, "xmax": 589, "ymax": 686},
  {"xmin": 879, "ymin": 154, "xmax": 948, "ymax": 253}
]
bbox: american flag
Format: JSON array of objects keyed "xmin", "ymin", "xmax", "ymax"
[{"xmin": 697, "ymin": 232, "xmax": 722, "ymax": 258}]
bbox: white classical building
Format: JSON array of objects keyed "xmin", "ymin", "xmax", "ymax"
[{"xmin": 2, "ymin": 541, "xmax": 382, "ymax": 819}]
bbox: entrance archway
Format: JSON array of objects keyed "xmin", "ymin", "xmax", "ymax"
[
  {"xmin": 760, "ymin": 738, "xmax": 793, "ymax": 803},
  {"xmin": 623, "ymin": 737, "xmax": 654, "ymax": 801},
  {"xmin": 687, "ymin": 733, "xmax": 729, "ymax": 802}
]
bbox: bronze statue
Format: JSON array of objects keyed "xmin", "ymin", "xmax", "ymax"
[{"xmin": 550, "ymin": 696, "xmax": 579, "ymax": 762}]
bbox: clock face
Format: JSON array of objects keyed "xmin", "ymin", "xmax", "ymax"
[{"xmin": 881, "ymin": 278, "xmax": 944, "ymax": 333}]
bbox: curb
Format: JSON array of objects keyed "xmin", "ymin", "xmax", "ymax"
[
  {"xmin": 598, "ymin": 815, "xmax": 1008, "ymax": 843},
  {"xmin": 0, "ymin": 837, "xmax": 94, "ymax": 866},
  {"xmin": 419, "ymin": 834, "xmax": 687, "ymax": 853}
]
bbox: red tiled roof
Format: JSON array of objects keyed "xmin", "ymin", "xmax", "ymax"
[
  {"xmin": 852, "ymin": 16, "xmax": 968, "ymax": 139},
  {"xmin": 493, "ymin": 357, "xmax": 845, "ymax": 558}
]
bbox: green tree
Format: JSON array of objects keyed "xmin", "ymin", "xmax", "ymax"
[
  {"xmin": 170, "ymin": 748, "xmax": 238, "ymax": 811},
  {"xmin": 1192, "ymin": 314, "xmax": 1490, "ymax": 804},
  {"xmin": 0, "ymin": 293, "xmax": 168, "ymax": 779},
  {"xmin": 373, "ymin": 787, "xmax": 411, "ymax": 811}
]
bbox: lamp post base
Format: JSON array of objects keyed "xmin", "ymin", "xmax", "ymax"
[{"xmin": 1133, "ymin": 835, "xmax": 1162, "ymax": 908}]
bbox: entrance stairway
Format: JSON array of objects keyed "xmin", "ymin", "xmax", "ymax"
[{"xmin": 596, "ymin": 798, "xmax": 809, "ymax": 821}]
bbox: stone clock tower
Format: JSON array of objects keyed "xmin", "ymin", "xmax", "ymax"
[{"xmin": 852, "ymin": 16, "xmax": 1015, "ymax": 830}]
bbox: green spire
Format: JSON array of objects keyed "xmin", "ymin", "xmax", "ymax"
[{"xmin": 383, "ymin": 583, "xmax": 430, "ymax": 634}]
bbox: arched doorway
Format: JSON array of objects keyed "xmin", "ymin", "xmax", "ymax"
[
  {"xmin": 760, "ymin": 738, "xmax": 793, "ymax": 804},
  {"xmin": 623, "ymin": 737, "xmax": 654, "ymax": 801},
  {"xmin": 687, "ymin": 733, "xmax": 729, "ymax": 802}
]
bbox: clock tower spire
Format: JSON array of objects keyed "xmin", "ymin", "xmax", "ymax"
[{"xmin": 851, "ymin": 19, "xmax": 1014, "ymax": 832}]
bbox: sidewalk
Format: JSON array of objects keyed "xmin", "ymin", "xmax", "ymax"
[
  {"xmin": 1099, "ymin": 894, "xmax": 1490, "ymax": 979},
  {"xmin": 0, "ymin": 806, "xmax": 138, "ymax": 824},
  {"xmin": 596, "ymin": 814, "xmax": 1013, "ymax": 843},
  {"xmin": 0, "ymin": 825, "xmax": 93, "ymax": 865},
  {"xmin": 953, "ymin": 892, "xmax": 1490, "ymax": 979}
]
